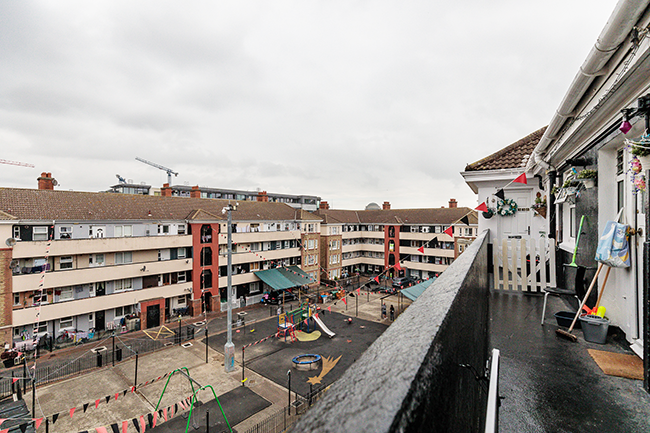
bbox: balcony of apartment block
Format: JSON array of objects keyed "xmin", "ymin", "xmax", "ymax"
[
  {"xmin": 403, "ymin": 260, "xmax": 448, "ymax": 273},
  {"xmin": 218, "ymin": 247, "xmax": 300, "ymax": 265},
  {"xmin": 398, "ymin": 230, "xmax": 449, "ymax": 242},
  {"xmin": 342, "ymin": 243, "xmax": 384, "ymax": 254},
  {"xmin": 10, "ymin": 235, "xmax": 192, "ymax": 259},
  {"xmin": 399, "ymin": 245, "xmax": 455, "ymax": 257},
  {"xmin": 12, "ymin": 259, "xmax": 192, "ymax": 293},
  {"xmin": 219, "ymin": 229, "xmax": 302, "ymax": 244},
  {"xmin": 291, "ymin": 229, "xmax": 650, "ymax": 433},
  {"xmin": 217, "ymin": 272, "xmax": 259, "ymax": 289},
  {"xmin": 13, "ymin": 281, "xmax": 191, "ymax": 328}
]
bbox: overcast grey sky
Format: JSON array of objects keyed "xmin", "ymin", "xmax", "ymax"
[{"xmin": 0, "ymin": 1, "xmax": 617, "ymax": 209}]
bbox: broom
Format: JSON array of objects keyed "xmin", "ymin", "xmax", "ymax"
[
  {"xmin": 556, "ymin": 263, "xmax": 603, "ymax": 342},
  {"xmin": 567, "ymin": 215, "xmax": 585, "ymax": 267}
]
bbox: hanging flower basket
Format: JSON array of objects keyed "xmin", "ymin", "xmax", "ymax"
[
  {"xmin": 533, "ymin": 206, "xmax": 547, "ymax": 218},
  {"xmin": 497, "ymin": 198, "xmax": 518, "ymax": 216}
]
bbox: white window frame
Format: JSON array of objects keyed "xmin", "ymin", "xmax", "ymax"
[
  {"xmin": 115, "ymin": 225, "xmax": 133, "ymax": 238},
  {"xmin": 33, "ymin": 292, "xmax": 48, "ymax": 304},
  {"xmin": 115, "ymin": 251, "xmax": 133, "ymax": 264},
  {"xmin": 60, "ymin": 256, "xmax": 73, "ymax": 270},
  {"xmin": 59, "ymin": 317, "xmax": 73, "ymax": 329},
  {"xmin": 33, "ymin": 226, "xmax": 48, "ymax": 241},
  {"xmin": 89, "ymin": 254, "xmax": 105, "ymax": 267},
  {"xmin": 13, "ymin": 293, "xmax": 20, "ymax": 306},
  {"xmin": 58, "ymin": 287, "xmax": 73, "ymax": 302},
  {"xmin": 59, "ymin": 226, "xmax": 73, "ymax": 239},
  {"xmin": 177, "ymin": 271, "xmax": 187, "ymax": 283},
  {"xmin": 178, "ymin": 224, "xmax": 186, "ymax": 235},
  {"xmin": 178, "ymin": 248, "xmax": 187, "ymax": 259},
  {"xmin": 114, "ymin": 278, "xmax": 133, "ymax": 293}
]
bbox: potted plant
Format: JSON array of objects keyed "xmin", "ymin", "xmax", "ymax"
[
  {"xmin": 577, "ymin": 169, "xmax": 597, "ymax": 189},
  {"xmin": 531, "ymin": 192, "xmax": 547, "ymax": 218},
  {"xmin": 631, "ymin": 142, "xmax": 650, "ymax": 169}
]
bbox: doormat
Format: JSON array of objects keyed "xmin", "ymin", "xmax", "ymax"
[{"xmin": 587, "ymin": 349, "xmax": 643, "ymax": 380}]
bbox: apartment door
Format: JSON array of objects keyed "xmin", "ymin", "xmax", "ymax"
[
  {"xmin": 147, "ymin": 305, "xmax": 160, "ymax": 328},
  {"xmin": 95, "ymin": 310, "xmax": 105, "ymax": 331},
  {"xmin": 497, "ymin": 190, "xmax": 532, "ymax": 241}
]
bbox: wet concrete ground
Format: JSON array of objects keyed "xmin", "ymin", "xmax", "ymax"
[{"xmin": 491, "ymin": 291, "xmax": 650, "ymax": 433}]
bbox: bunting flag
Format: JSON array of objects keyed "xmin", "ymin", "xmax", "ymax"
[
  {"xmin": 163, "ymin": 408, "xmax": 168, "ymax": 422},
  {"xmin": 153, "ymin": 412, "xmax": 158, "ymax": 428},
  {"xmin": 417, "ymin": 246, "xmax": 424, "ymax": 254},
  {"xmin": 96, "ymin": 427, "xmax": 108, "ymax": 433},
  {"xmin": 123, "ymin": 390, "xmax": 128, "ymax": 397},
  {"xmin": 95, "ymin": 399, "xmax": 101, "ymax": 409},
  {"xmin": 105, "ymin": 395, "xmax": 111, "ymax": 404},
  {"xmin": 139, "ymin": 415, "xmax": 146, "ymax": 432},
  {"xmin": 131, "ymin": 386, "xmax": 135, "ymax": 393},
  {"xmin": 327, "ymin": 306, "xmax": 331, "ymax": 312},
  {"xmin": 431, "ymin": 237, "xmax": 439, "ymax": 248},
  {"xmin": 132, "ymin": 419, "xmax": 140, "ymax": 433},
  {"xmin": 395, "ymin": 262, "xmax": 402, "ymax": 271},
  {"xmin": 34, "ymin": 418, "xmax": 43, "ymax": 429},
  {"xmin": 122, "ymin": 420, "xmax": 128, "ymax": 433},
  {"xmin": 52, "ymin": 413, "xmax": 59, "ymax": 424},
  {"xmin": 12, "ymin": 378, "xmax": 18, "ymax": 384},
  {"xmin": 110, "ymin": 424, "xmax": 120, "ymax": 433},
  {"xmin": 0, "ymin": 429, "xmax": 8, "ymax": 433},
  {"xmin": 444, "ymin": 226, "xmax": 454, "ymax": 237},
  {"xmin": 475, "ymin": 202, "xmax": 488, "ymax": 212},
  {"xmin": 83, "ymin": 403, "xmax": 90, "ymax": 413},
  {"xmin": 115, "ymin": 393, "xmax": 119, "ymax": 401},
  {"xmin": 70, "ymin": 407, "xmax": 76, "ymax": 418},
  {"xmin": 460, "ymin": 215, "xmax": 470, "ymax": 225},
  {"xmin": 341, "ymin": 297, "xmax": 347, "ymax": 306},
  {"xmin": 495, "ymin": 189, "xmax": 505, "ymax": 200},
  {"xmin": 356, "ymin": 288, "xmax": 361, "ymax": 296},
  {"xmin": 19, "ymin": 425, "xmax": 26, "ymax": 433},
  {"xmin": 373, "ymin": 276, "xmax": 379, "ymax": 283},
  {"xmin": 513, "ymin": 173, "xmax": 527, "ymax": 184},
  {"xmin": 147, "ymin": 414, "xmax": 153, "ymax": 428}
]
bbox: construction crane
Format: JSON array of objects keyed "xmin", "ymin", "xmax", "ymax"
[
  {"xmin": 0, "ymin": 159, "xmax": 35, "ymax": 168},
  {"xmin": 135, "ymin": 157, "xmax": 178, "ymax": 185}
]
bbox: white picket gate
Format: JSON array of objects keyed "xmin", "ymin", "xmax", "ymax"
[{"xmin": 492, "ymin": 238, "xmax": 556, "ymax": 292}]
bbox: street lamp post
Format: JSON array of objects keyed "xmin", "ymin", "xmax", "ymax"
[{"xmin": 223, "ymin": 203, "xmax": 237, "ymax": 373}]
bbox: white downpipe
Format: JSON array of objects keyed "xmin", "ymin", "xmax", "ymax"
[{"xmin": 527, "ymin": 0, "xmax": 650, "ymax": 171}]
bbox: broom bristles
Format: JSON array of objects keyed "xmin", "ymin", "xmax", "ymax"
[{"xmin": 556, "ymin": 328, "xmax": 578, "ymax": 342}]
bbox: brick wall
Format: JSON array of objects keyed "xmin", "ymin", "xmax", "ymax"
[{"xmin": 0, "ymin": 249, "xmax": 13, "ymax": 344}]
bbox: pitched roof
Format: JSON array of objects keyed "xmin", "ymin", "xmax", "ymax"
[
  {"xmin": 313, "ymin": 207, "xmax": 477, "ymax": 225},
  {"xmin": 0, "ymin": 188, "xmax": 321, "ymax": 223},
  {"xmin": 464, "ymin": 126, "xmax": 547, "ymax": 171}
]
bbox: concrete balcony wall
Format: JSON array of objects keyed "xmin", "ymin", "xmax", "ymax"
[
  {"xmin": 13, "ymin": 282, "xmax": 191, "ymax": 325},
  {"xmin": 292, "ymin": 230, "xmax": 490, "ymax": 433},
  {"xmin": 220, "ymin": 230, "xmax": 302, "ymax": 245},
  {"xmin": 12, "ymin": 259, "xmax": 192, "ymax": 292},
  {"xmin": 400, "ymin": 246, "xmax": 455, "ymax": 257},
  {"xmin": 11, "ymin": 235, "xmax": 192, "ymax": 259},
  {"xmin": 399, "ymin": 232, "xmax": 453, "ymax": 242},
  {"xmin": 218, "ymin": 248, "xmax": 300, "ymax": 265},
  {"xmin": 218, "ymin": 272, "xmax": 259, "ymax": 288},
  {"xmin": 403, "ymin": 261, "xmax": 448, "ymax": 273},
  {"xmin": 342, "ymin": 243, "xmax": 384, "ymax": 253}
]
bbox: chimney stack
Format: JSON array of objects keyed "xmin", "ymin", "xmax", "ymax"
[
  {"xmin": 449, "ymin": 198, "xmax": 457, "ymax": 208},
  {"xmin": 37, "ymin": 172, "xmax": 55, "ymax": 190},
  {"xmin": 257, "ymin": 191, "xmax": 269, "ymax": 202},
  {"xmin": 161, "ymin": 183, "xmax": 172, "ymax": 197},
  {"xmin": 319, "ymin": 201, "xmax": 329, "ymax": 210},
  {"xmin": 383, "ymin": 201, "xmax": 391, "ymax": 210},
  {"xmin": 190, "ymin": 185, "xmax": 201, "ymax": 198}
]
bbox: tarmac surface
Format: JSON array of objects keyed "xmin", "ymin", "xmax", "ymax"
[
  {"xmin": 493, "ymin": 290, "xmax": 650, "ymax": 433},
  {"xmin": 7, "ymin": 287, "xmax": 399, "ymax": 433}
]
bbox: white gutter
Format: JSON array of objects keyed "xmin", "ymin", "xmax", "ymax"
[{"xmin": 527, "ymin": 0, "xmax": 650, "ymax": 171}]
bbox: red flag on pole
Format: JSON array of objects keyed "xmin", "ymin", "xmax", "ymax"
[
  {"xmin": 513, "ymin": 173, "xmax": 527, "ymax": 184},
  {"xmin": 475, "ymin": 202, "xmax": 488, "ymax": 212},
  {"xmin": 444, "ymin": 226, "xmax": 454, "ymax": 237},
  {"xmin": 395, "ymin": 262, "xmax": 402, "ymax": 271},
  {"xmin": 417, "ymin": 246, "xmax": 424, "ymax": 254}
]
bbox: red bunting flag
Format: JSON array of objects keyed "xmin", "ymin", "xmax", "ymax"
[
  {"xmin": 341, "ymin": 297, "xmax": 347, "ymax": 305},
  {"xmin": 95, "ymin": 399, "xmax": 100, "ymax": 409},
  {"xmin": 122, "ymin": 421, "xmax": 129, "ymax": 433},
  {"xmin": 356, "ymin": 288, "xmax": 361, "ymax": 296},
  {"xmin": 34, "ymin": 419, "xmax": 43, "ymax": 429},
  {"xmin": 444, "ymin": 226, "xmax": 454, "ymax": 237},
  {"xmin": 70, "ymin": 407, "xmax": 76, "ymax": 418},
  {"xmin": 12, "ymin": 379, "xmax": 17, "ymax": 384},
  {"xmin": 0, "ymin": 429, "xmax": 8, "ymax": 433},
  {"xmin": 131, "ymin": 386, "xmax": 135, "ymax": 393},
  {"xmin": 513, "ymin": 173, "xmax": 527, "ymax": 184},
  {"xmin": 163, "ymin": 408, "xmax": 168, "ymax": 422},
  {"xmin": 373, "ymin": 276, "xmax": 379, "ymax": 284},
  {"xmin": 153, "ymin": 412, "xmax": 158, "ymax": 428},
  {"xmin": 395, "ymin": 262, "xmax": 402, "ymax": 271},
  {"xmin": 95, "ymin": 427, "xmax": 108, "ymax": 433},
  {"xmin": 140, "ymin": 415, "xmax": 146, "ymax": 432},
  {"xmin": 417, "ymin": 246, "xmax": 424, "ymax": 254},
  {"xmin": 0, "ymin": 419, "xmax": 5, "ymax": 426},
  {"xmin": 115, "ymin": 393, "xmax": 119, "ymax": 401},
  {"xmin": 327, "ymin": 306, "xmax": 331, "ymax": 312},
  {"xmin": 475, "ymin": 202, "xmax": 488, "ymax": 212}
]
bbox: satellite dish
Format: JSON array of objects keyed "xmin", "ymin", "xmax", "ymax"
[
  {"xmin": 5, "ymin": 238, "xmax": 16, "ymax": 247},
  {"xmin": 9, "ymin": 260, "xmax": 18, "ymax": 268},
  {"xmin": 52, "ymin": 179, "xmax": 59, "ymax": 186}
]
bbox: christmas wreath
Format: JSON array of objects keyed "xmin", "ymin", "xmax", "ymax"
[{"xmin": 497, "ymin": 198, "xmax": 518, "ymax": 216}]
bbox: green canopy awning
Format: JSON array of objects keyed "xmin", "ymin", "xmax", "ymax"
[
  {"xmin": 254, "ymin": 266, "xmax": 313, "ymax": 291},
  {"xmin": 401, "ymin": 278, "xmax": 436, "ymax": 301}
]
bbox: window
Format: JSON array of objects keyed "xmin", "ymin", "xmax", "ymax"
[
  {"xmin": 33, "ymin": 226, "xmax": 48, "ymax": 241},
  {"xmin": 60, "ymin": 317, "xmax": 73, "ymax": 329},
  {"xmin": 59, "ymin": 226, "xmax": 73, "ymax": 239},
  {"xmin": 115, "ymin": 225, "xmax": 133, "ymax": 237},
  {"xmin": 89, "ymin": 254, "xmax": 105, "ymax": 267},
  {"xmin": 307, "ymin": 224, "xmax": 315, "ymax": 233},
  {"xmin": 251, "ymin": 243, "xmax": 260, "ymax": 252},
  {"xmin": 177, "ymin": 296, "xmax": 186, "ymax": 305},
  {"xmin": 158, "ymin": 224, "xmax": 170, "ymax": 234},
  {"xmin": 178, "ymin": 248, "xmax": 186, "ymax": 259},
  {"xmin": 569, "ymin": 206, "xmax": 577, "ymax": 238},
  {"xmin": 33, "ymin": 292, "xmax": 48, "ymax": 304},
  {"xmin": 308, "ymin": 255, "xmax": 316, "ymax": 265},
  {"xmin": 308, "ymin": 239, "xmax": 315, "ymax": 249},
  {"xmin": 177, "ymin": 271, "xmax": 187, "ymax": 283},
  {"xmin": 114, "ymin": 279, "xmax": 133, "ymax": 293},
  {"xmin": 89, "ymin": 226, "xmax": 105, "ymax": 238},
  {"xmin": 13, "ymin": 226, "xmax": 20, "ymax": 239},
  {"xmin": 250, "ymin": 262, "xmax": 260, "ymax": 271},
  {"xmin": 465, "ymin": 228, "xmax": 472, "ymax": 236},
  {"xmin": 115, "ymin": 252, "xmax": 133, "ymax": 264},
  {"xmin": 13, "ymin": 294, "xmax": 19, "ymax": 306},
  {"xmin": 60, "ymin": 256, "xmax": 73, "ymax": 270},
  {"xmin": 178, "ymin": 224, "xmax": 186, "ymax": 235},
  {"xmin": 58, "ymin": 287, "xmax": 73, "ymax": 302},
  {"xmin": 33, "ymin": 323, "xmax": 47, "ymax": 334}
]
